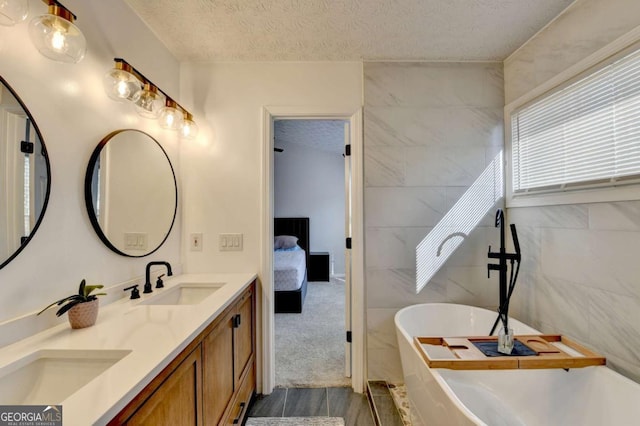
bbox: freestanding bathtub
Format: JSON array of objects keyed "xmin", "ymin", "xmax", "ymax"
[{"xmin": 395, "ymin": 303, "xmax": 640, "ymax": 425}]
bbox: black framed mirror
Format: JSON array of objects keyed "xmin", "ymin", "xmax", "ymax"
[
  {"xmin": 0, "ymin": 76, "xmax": 51, "ymax": 270},
  {"xmin": 84, "ymin": 129, "xmax": 177, "ymax": 257}
]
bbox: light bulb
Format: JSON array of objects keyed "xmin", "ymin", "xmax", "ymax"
[
  {"xmin": 28, "ymin": 3, "xmax": 86, "ymax": 63},
  {"xmin": 50, "ymin": 30, "xmax": 65, "ymax": 50},
  {"xmin": 116, "ymin": 81, "xmax": 129, "ymax": 98},
  {"xmin": 0, "ymin": 0, "xmax": 28, "ymax": 26}
]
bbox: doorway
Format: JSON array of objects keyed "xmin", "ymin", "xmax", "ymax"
[
  {"xmin": 261, "ymin": 106, "xmax": 364, "ymax": 394},
  {"xmin": 273, "ymin": 118, "xmax": 349, "ymax": 387}
]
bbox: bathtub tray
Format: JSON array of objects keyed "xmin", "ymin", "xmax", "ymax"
[{"xmin": 414, "ymin": 335, "xmax": 606, "ymax": 370}]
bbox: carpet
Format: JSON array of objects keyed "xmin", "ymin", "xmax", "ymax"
[
  {"xmin": 275, "ymin": 278, "xmax": 350, "ymax": 387},
  {"xmin": 246, "ymin": 417, "xmax": 344, "ymax": 426}
]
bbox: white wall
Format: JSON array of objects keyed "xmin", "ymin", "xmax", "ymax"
[
  {"xmin": 0, "ymin": 0, "xmax": 181, "ymax": 323},
  {"xmin": 505, "ymin": 0, "xmax": 640, "ymax": 382},
  {"xmin": 274, "ymin": 139, "xmax": 345, "ymax": 275},
  {"xmin": 178, "ymin": 62, "xmax": 362, "ymax": 274}
]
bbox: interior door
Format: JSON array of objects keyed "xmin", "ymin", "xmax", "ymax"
[
  {"xmin": 344, "ymin": 121, "xmax": 352, "ymax": 378},
  {"xmin": 1, "ymin": 110, "xmax": 25, "ymax": 254}
]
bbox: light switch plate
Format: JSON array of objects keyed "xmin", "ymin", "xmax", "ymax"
[
  {"xmin": 124, "ymin": 232, "xmax": 147, "ymax": 250},
  {"xmin": 219, "ymin": 233, "xmax": 243, "ymax": 251},
  {"xmin": 190, "ymin": 233, "xmax": 203, "ymax": 251}
]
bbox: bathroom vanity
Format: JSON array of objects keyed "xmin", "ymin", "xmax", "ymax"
[
  {"xmin": 0, "ymin": 272, "xmax": 257, "ymax": 426},
  {"xmin": 108, "ymin": 280, "xmax": 255, "ymax": 425}
]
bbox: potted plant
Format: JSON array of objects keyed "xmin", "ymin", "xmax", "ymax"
[{"xmin": 38, "ymin": 279, "xmax": 106, "ymax": 329}]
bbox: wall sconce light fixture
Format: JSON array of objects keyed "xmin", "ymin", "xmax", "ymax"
[
  {"xmin": 104, "ymin": 59, "xmax": 143, "ymax": 102},
  {"xmin": 28, "ymin": 0, "xmax": 86, "ymax": 63},
  {"xmin": 181, "ymin": 112, "xmax": 199, "ymax": 139},
  {"xmin": 104, "ymin": 58, "xmax": 198, "ymax": 139},
  {"xmin": 134, "ymin": 82, "xmax": 166, "ymax": 119},
  {"xmin": 158, "ymin": 99, "xmax": 184, "ymax": 130},
  {"xmin": 0, "ymin": 0, "xmax": 28, "ymax": 26}
]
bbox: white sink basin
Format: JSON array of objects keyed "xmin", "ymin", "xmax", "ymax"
[
  {"xmin": 138, "ymin": 282, "xmax": 226, "ymax": 306},
  {"xmin": 0, "ymin": 349, "xmax": 131, "ymax": 405}
]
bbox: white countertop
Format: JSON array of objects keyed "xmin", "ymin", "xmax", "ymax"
[{"xmin": 0, "ymin": 272, "xmax": 257, "ymax": 425}]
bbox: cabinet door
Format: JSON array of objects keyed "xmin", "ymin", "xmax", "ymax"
[
  {"xmin": 126, "ymin": 347, "xmax": 202, "ymax": 426},
  {"xmin": 202, "ymin": 308, "xmax": 236, "ymax": 425},
  {"xmin": 234, "ymin": 285, "xmax": 254, "ymax": 384}
]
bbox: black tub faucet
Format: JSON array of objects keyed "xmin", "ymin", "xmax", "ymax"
[
  {"xmin": 487, "ymin": 209, "xmax": 522, "ymax": 335},
  {"xmin": 144, "ymin": 261, "xmax": 173, "ymax": 294}
]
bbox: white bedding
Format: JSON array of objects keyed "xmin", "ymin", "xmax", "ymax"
[{"xmin": 274, "ymin": 249, "xmax": 306, "ymax": 291}]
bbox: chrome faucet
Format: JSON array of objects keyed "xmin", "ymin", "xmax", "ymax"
[{"xmin": 144, "ymin": 261, "xmax": 173, "ymax": 294}]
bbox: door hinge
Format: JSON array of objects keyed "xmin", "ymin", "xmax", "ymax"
[
  {"xmin": 21, "ymin": 141, "xmax": 34, "ymax": 154},
  {"xmin": 346, "ymin": 331, "xmax": 352, "ymax": 343},
  {"xmin": 345, "ymin": 144, "xmax": 351, "ymax": 157},
  {"xmin": 346, "ymin": 237, "xmax": 352, "ymax": 249}
]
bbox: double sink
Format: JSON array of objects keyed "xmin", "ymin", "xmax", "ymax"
[{"xmin": 0, "ymin": 280, "xmax": 226, "ymax": 405}]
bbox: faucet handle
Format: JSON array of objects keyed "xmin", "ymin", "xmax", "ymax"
[
  {"xmin": 487, "ymin": 263, "xmax": 501, "ymax": 278},
  {"xmin": 124, "ymin": 285, "xmax": 140, "ymax": 300},
  {"xmin": 156, "ymin": 274, "xmax": 165, "ymax": 289}
]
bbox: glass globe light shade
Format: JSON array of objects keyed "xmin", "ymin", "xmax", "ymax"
[
  {"xmin": 28, "ymin": 7, "xmax": 86, "ymax": 63},
  {"xmin": 159, "ymin": 100, "xmax": 184, "ymax": 131},
  {"xmin": 103, "ymin": 63, "xmax": 142, "ymax": 102},
  {"xmin": 181, "ymin": 113, "xmax": 199, "ymax": 139},
  {"xmin": 0, "ymin": 0, "xmax": 28, "ymax": 26},
  {"xmin": 133, "ymin": 83, "xmax": 166, "ymax": 119}
]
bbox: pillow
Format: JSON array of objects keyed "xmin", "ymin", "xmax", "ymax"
[
  {"xmin": 275, "ymin": 245, "xmax": 302, "ymax": 252},
  {"xmin": 274, "ymin": 235, "xmax": 298, "ymax": 250}
]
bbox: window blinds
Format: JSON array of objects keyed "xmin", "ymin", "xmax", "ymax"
[{"xmin": 511, "ymin": 47, "xmax": 640, "ymax": 193}]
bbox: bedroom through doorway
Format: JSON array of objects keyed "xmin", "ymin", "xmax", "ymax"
[{"xmin": 272, "ymin": 118, "xmax": 351, "ymax": 388}]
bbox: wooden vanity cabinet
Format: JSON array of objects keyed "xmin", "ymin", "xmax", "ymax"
[
  {"xmin": 203, "ymin": 283, "xmax": 255, "ymax": 425},
  {"xmin": 109, "ymin": 281, "xmax": 256, "ymax": 426}
]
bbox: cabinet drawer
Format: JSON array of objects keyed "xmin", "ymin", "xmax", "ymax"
[{"xmin": 222, "ymin": 360, "xmax": 255, "ymax": 426}]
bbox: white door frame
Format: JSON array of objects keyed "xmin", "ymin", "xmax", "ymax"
[{"xmin": 260, "ymin": 105, "xmax": 365, "ymax": 394}]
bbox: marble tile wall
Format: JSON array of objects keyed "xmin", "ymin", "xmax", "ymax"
[
  {"xmin": 505, "ymin": 0, "xmax": 640, "ymax": 383},
  {"xmin": 363, "ymin": 62, "xmax": 505, "ymax": 382},
  {"xmin": 508, "ymin": 203, "xmax": 640, "ymax": 382}
]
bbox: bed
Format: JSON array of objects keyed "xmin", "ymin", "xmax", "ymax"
[{"xmin": 274, "ymin": 217, "xmax": 310, "ymax": 313}]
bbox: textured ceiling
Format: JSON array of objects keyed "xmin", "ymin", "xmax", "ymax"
[
  {"xmin": 275, "ymin": 120, "xmax": 347, "ymax": 155},
  {"xmin": 124, "ymin": 0, "xmax": 575, "ymax": 62}
]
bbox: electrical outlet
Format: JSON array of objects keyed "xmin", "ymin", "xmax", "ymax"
[
  {"xmin": 219, "ymin": 233, "xmax": 243, "ymax": 251},
  {"xmin": 190, "ymin": 233, "xmax": 203, "ymax": 251}
]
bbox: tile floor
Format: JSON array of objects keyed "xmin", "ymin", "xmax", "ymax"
[{"xmin": 248, "ymin": 387, "xmax": 375, "ymax": 426}]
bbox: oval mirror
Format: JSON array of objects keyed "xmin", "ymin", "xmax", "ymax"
[
  {"xmin": 84, "ymin": 129, "xmax": 177, "ymax": 257},
  {"xmin": 0, "ymin": 76, "xmax": 51, "ymax": 270}
]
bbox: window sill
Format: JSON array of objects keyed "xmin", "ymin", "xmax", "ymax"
[{"xmin": 506, "ymin": 184, "xmax": 640, "ymax": 208}]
